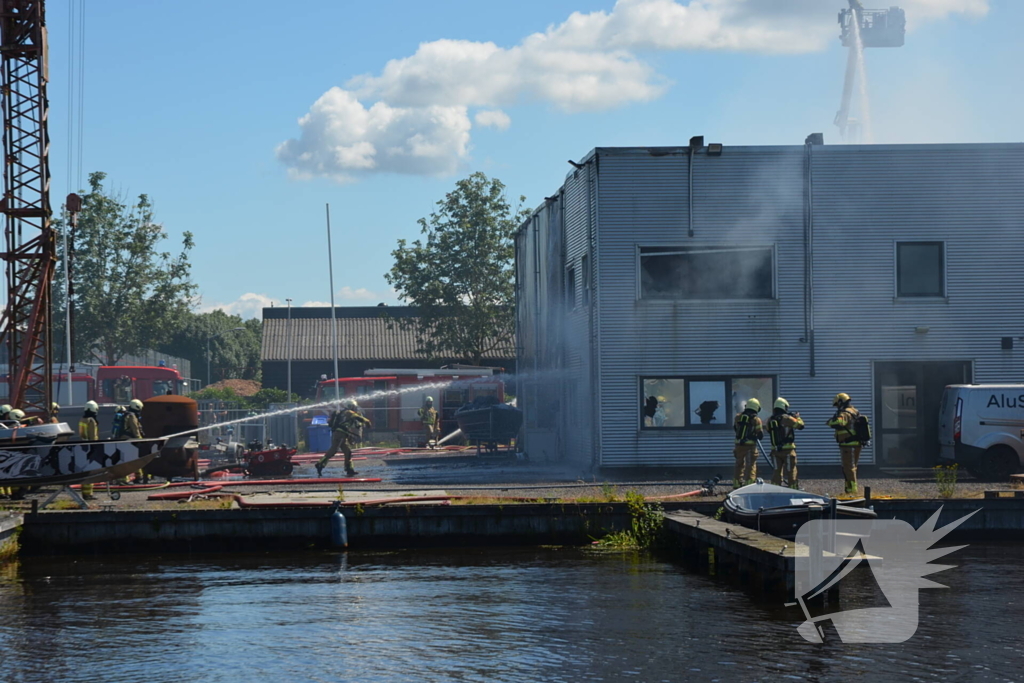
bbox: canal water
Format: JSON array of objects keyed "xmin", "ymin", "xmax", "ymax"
[{"xmin": 0, "ymin": 543, "xmax": 1020, "ymax": 682}]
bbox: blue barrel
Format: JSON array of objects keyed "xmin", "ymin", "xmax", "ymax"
[
  {"xmin": 331, "ymin": 505, "xmax": 348, "ymax": 548},
  {"xmin": 308, "ymin": 424, "xmax": 331, "ymax": 452}
]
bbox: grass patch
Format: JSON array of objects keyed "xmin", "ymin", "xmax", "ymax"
[
  {"xmin": 600, "ymin": 483, "xmax": 620, "ymax": 502},
  {"xmin": 595, "ymin": 490, "xmax": 665, "ymax": 551},
  {"xmin": 449, "ymin": 496, "xmax": 545, "ymax": 505}
]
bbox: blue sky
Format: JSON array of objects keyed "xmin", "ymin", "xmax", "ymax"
[{"xmin": 44, "ymin": 0, "xmax": 1020, "ymax": 319}]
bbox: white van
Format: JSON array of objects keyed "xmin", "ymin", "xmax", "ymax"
[{"xmin": 938, "ymin": 384, "xmax": 1024, "ymax": 480}]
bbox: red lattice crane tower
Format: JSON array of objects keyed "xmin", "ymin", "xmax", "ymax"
[{"xmin": 0, "ymin": 0, "xmax": 53, "ymax": 415}]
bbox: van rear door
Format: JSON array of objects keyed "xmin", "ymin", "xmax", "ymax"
[{"xmin": 938, "ymin": 386, "xmax": 962, "ymax": 448}]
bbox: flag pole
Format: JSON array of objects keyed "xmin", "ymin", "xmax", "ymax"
[{"xmin": 326, "ymin": 203, "xmax": 341, "ymax": 403}]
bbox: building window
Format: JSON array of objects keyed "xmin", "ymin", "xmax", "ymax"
[
  {"xmin": 896, "ymin": 241, "xmax": 944, "ymax": 297},
  {"xmin": 566, "ymin": 266, "xmax": 577, "ymax": 308},
  {"xmin": 639, "ymin": 246, "xmax": 774, "ymax": 300},
  {"xmin": 581, "ymin": 254, "xmax": 591, "ymax": 306},
  {"xmin": 641, "ymin": 375, "xmax": 775, "ymax": 429}
]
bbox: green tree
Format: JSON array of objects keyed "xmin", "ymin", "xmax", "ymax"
[
  {"xmin": 59, "ymin": 172, "xmax": 195, "ymax": 365},
  {"xmin": 158, "ymin": 311, "xmax": 262, "ymax": 384},
  {"xmin": 386, "ymin": 172, "xmax": 527, "ymax": 365}
]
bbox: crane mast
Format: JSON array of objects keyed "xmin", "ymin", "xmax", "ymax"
[{"xmin": 0, "ymin": 0, "xmax": 54, "ymax": 415}]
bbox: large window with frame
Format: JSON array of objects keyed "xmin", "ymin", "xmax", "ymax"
[
  {"xmin": 640, "ymin": 246, "xmax": 774, "ymax": 300},
  {"xmin": 896, "ymin": 241, "xmax": 944, "ymax": 297},
  {"xmin": 642, "ymin": 375, "xmax": 775, "ymax": 429}
]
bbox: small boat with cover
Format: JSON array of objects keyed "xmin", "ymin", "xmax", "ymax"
[
  {"xmin": 454, "ymin": 397, "xmax": 523, "ymax": 454},
  {"xmin": 723, "ymin": 481, "xmax": 877, "ymax": 540}
]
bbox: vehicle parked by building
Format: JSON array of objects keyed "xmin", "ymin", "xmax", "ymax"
[{"xmin": 939, "ymin": 384, "xmax": 1024, "ymax": 480}]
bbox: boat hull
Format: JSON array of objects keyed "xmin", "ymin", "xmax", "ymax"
[
  {"xmin": 723, "ymin": 503, "xmax": 878, "ymax": 540},
  {"xmin": 723, "ymin": 482, "xmax": 878, "ymax": 540},
  {"xmin": 0, "ymin": 437, "xmax": 183, "ymax": 487}
]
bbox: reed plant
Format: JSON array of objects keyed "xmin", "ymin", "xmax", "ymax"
[{"xmin": 934, "ymin": 464, "xmax": 958, "ymax": 498}]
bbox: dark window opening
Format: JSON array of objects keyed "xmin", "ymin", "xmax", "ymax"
[
  {"xmin": 640, "ymin": 246, "xmax": 774, "ymax": 300},
  {"xmin": 897, "ymin": 241, "xmax": 944, "ymax": 297}
]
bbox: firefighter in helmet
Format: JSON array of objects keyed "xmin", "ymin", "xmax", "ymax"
[
  {"xmin": 768, "ymin": 398, "xmax": 804, "ymax": 489},
  {"xmin": 49, "ymin": 402, "xmax": 61, "ymax": 424},
  {"xmin": 732, "ymin": 398, "xmax": 763, "ymax": 487},
  {"xmin": 124, "ymin": 399, "xmax": 147, "ymax": 483},
  {"xmin": 316, "ymin": 399, "xmax": 372, "ymax": 478},
  {"xmin": 418, "ymin": 396, "xmax": 439, "ymax": 448},
  {"xmin": 79, "ymin": 401, "xmax": 101, "ymax": 499},
  {"xmin": 827, "ymin": 392, "xmax": 862, "ymax": 494}
]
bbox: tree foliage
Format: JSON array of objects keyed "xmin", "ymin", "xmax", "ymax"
[
  {"xmin": 157, "ymin": 311, "xmax": 262, "ymax": 384},
  {"xmin": 60, "ymin": 172, "xmax": 195, "ymax": 365},
  {"xmin": 385, "ymin": 172, "xmax": 527, "ymax": 365},
  {"xmin": 188, "ymin": 386, "xmax": 290, "ymax": 410}
]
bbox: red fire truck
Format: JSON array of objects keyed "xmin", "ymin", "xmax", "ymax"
[
  {"xmin": 2, "ymin": 365, "xmax": 192, "ymax": 405},
  {"xmin": 313, "ymin": 368, "xmax": 505, "ymax": 447}
]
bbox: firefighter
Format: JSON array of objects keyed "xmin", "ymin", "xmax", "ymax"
[
  {"xmin": 0, "ymin": 404, "xmax": 12, "ymax": 422},
  {"xmin": 828, "ymin": 392, "xmax": 862, "ymax": 494},
  {"xmin": 49, "ymin": 402, "xmax": 60, "ymax": 424},
  {"xmin": 79, "ymin": 401, "xmax": 100, "ymax": 499},
  {"xmin": 124, "ymin": 399, "xmax": 145, "ymax": 439},
  {"xmin": 418, "ymin": 396, "xmax": 439, "ymax": 448},
  {"xmin": 768, "ymin": 397, "xmax": 804, "ymax": 489},
  {"xmin": 8, "ymin": 408, "xmax": 37, "ymax": 426},
  {"xmin": 124, "ymin": 399, "xmax": 147, "ymax": 483},
  {"xmin": 110, "ymin": 406, "xmax": 127, "ymax": 440},
  {"xmin": 315, "ymin": 399, "xmax": 372, "ymax": 478},
  {"xmin": 732, "ymin": 398, "xmax": 763, "ymax": 487}
]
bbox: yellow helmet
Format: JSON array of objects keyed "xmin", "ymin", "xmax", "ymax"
[
  {"xmin": 833, "ymin": 392, "xmax": 851, "ymax": 407},
  {"xmin": 0, "ymin": 404, "xmax": 11, "ymax": 414},
  {"xmin": 774, "ymin": 397, "xmax": 789, "ymax": 411},
  {"xmin": 9, "ymin": 409, "xmax": 25, "ymax": 420},
  {"xmin": 129, "ymin": 399, "xmax": 144, "ymax": 411},
  {"xmin": 745, "ymin": 398, "xmax": 761, "ymax": 412},
  {"xmin": 85, "ymin": 401, "xmax": 99, "ymax": 412},
  {"xmin": 51, "ymin": 402, "xmax": 60, "ymax": 412}
]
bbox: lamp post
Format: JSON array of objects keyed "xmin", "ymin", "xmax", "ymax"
[
  {"xmin": 286, "ymin": 298, "xmax": 293, "ymax": 402},
  {"xmin": 207, "ymin": 326, "xmax": 245, "ymax": 387}
]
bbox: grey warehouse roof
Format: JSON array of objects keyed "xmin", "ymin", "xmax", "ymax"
[{"xmin": 261, "ymin": 306, "xmax": 513, "ymax": 362}]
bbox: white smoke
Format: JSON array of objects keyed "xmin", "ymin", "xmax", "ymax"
[{"xmin": 277, "ymin": 0, "xmax": 989, "ymax": 181}]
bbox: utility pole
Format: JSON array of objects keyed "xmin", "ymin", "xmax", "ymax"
[
  {"xmin": 326, "ymin": 204, "xmax": 340, "ymax": 404},
  {"xmin": 285, "ymin": 297, "xmax": 292, "ymax": 402}
]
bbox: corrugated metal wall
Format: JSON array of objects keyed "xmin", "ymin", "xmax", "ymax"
[{"xmin": 518, "ymin": 142, "xmax": 1024, "ymax": 469}]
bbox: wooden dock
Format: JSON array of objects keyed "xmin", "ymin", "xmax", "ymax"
[{"xmin": 663, "ymin": 511, "xmax": 806, "ymax": 597}]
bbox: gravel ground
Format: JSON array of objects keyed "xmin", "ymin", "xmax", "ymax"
[{"xmin": 12, "ymin": 447, "xmax": 1017, "ymax": 511}]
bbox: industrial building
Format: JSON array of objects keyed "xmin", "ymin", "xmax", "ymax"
[
  {"xmin": 262, "ymin": 306, "xmax": 514, "ymax": 397},
  {"xmin": 515, "ymin": 139, "xmax": 1024, "ymax": 471}
]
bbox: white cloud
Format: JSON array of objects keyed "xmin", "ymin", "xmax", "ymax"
[
  {"xmin": 301, "ymin": 300, "xmax": 332, "ymax": 307},
  {"xmin": 200, "ymin": 292, "xmax": 274, "ymax": 319},
  {"xmin": 474, "ymin": 109, "xmax": 512, "ymax": 130},
  {"xmin": 276, "ymin": 88, "xmax": 472, "ymax": 181},
  {"xmin": 337, "ymin": 286, "xmax": 378, "ymax": 301},
  {"xmin": 279, "ymin": 0, "xmax": 989, "ymax": 181}
]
